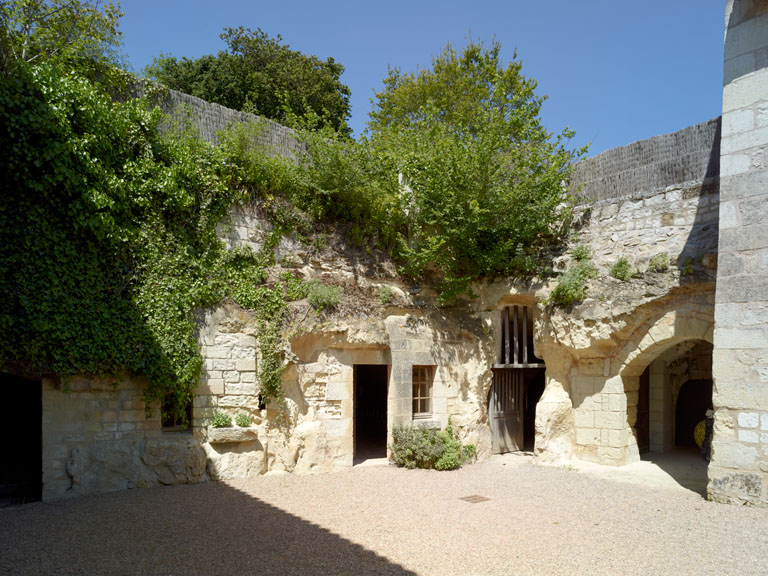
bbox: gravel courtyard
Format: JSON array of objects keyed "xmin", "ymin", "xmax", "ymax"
[{"xmin": 1, "ymin": 454, "xmax": 767, "ymax": 576}]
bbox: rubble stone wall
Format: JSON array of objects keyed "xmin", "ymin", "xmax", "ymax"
[
  {"xmin": 574, "ymin": 179, "xmax": 719, "ymax": 277},
  {"xmin": 710, "ymin": 0, "xmax": 768, "ymax": 505}
]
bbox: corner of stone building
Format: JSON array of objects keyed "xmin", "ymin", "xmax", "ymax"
[{"xmin": 710, "ymin": 0, "xmax": 768, "ymax": 506}]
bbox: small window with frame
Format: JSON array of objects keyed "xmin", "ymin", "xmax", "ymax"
[
  {"xmin": 412, "ymin": 365, "xmax": 434, "ymax": 418},
  {"xmin": 162, "ymin": 393, "xmax": 192, "ymax": 431}
]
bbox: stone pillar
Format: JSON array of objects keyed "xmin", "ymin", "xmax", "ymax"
[
  {"xmin": 535, "ymin": 363, "xmax": 574, "ymax": 464},
  {"xmin": 384, "ymin": 316, "xmax": 436, "ymax": 429},
  {"xmin": 649, "ymin": 359, "xmax": 674, "ymax": 453},
  {"xmin": 711, "ymin": 0, "xmax": 768, "ymax": 505}
]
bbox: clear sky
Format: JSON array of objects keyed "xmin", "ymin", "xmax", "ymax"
[{"xmin": 117, "ymin": 1, "xmax": 726, "ymax": 156}]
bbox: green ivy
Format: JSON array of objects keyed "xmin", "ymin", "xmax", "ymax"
[{"xmin": 0, "ymin": 62, "xmax": 290, "ymax": 418}]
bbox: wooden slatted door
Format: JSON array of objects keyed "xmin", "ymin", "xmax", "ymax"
[
  {"xmin": 490, "ymin": 369, "xmax": 524, "ymax": 454},
  {"xmin": 490, "ymin": 305, "xmax": 545, "ymax": 454}
]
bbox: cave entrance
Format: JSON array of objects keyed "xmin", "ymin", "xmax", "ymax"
[
  {"xmin": 0, "ymin": 373, "xmax": 42, "ymax": 506},
  {"xmin": 490, "ymin": 305, "xmax": 545, "ymax": 454},
  {"xmin": 354, "ymin": 364, "xmax": 389, "ymax": 463}
]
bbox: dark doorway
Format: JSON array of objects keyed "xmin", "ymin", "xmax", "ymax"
[
  {"xmin": 675, "ymin": 379, "xmax": 713, "ymax": 447},
  {"xmin": 636, "ymin": 366, "xmax": 650, "ymax": 454},
  {"xmin": 1, "ymin": 373, "xmax": 42, "ymax": 505},
  {"xmin": 523, "ymin": 370, "xmax": 545, "ymax": 451},
  {"xmin": 354, "ymin": 365, "xmax": 388, "ymax": 462}
]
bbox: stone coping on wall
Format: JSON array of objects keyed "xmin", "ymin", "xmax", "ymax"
[
  {"xmin": 207, "ymin": 426, "xmax": 260, "ymax": 444},
  {"xmin": 571, "ymin": 118, "xmax": 721, "ymax": 203}
]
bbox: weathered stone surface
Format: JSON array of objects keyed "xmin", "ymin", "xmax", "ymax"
[
  {"xmin": 66, "ymin": 442, "xmax": 156, "ymax": 497},
  {"xmin": 205, "ymin": 440, "xmax": 266, "ymax": 480},
  {"xmin": 142, "ymin": 436, "xmax": 206, "ymax": 485},
  {"xmin": 534, "ymin": 383, "xmax": 574, "ymax": 464},
  {"xmin": 207, "ymin": 427, "xmax": 259, "ymax": 444}
]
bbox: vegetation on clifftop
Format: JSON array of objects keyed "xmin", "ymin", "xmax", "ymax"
[
  {"xmin": 0, "ymin": 2, "xmax": 584, "ymax": 415},
  {"xmin": 146, "ymin": 26, "xmax": 352, "ymax": 135}
]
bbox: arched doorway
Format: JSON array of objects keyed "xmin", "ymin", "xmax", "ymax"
[
  {"xmin": 628, "ymin": 340, "xmax": 712, "ymax": 494},
  {"xmin": 632, "ymin": 340, "xmax": 712, "ymax": 455}
]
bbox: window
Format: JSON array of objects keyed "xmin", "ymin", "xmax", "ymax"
[
  {"xmin": 162, "ymin": 393, "xmax": 192, "ymax": 431},
  {"xmin": 412, "ymin": 365, "xmax": 434, "ymax": 417}
]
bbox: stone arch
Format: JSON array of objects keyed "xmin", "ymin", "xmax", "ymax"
[{"xmin": 616, "ymin": 304, "xmax": 714, "ymax": 461}]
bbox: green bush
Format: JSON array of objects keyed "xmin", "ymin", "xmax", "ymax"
[
  {"xmin": 235, "ymin": 413, "xmax": 252, "ymax": 427},
  {"xmin": 390, "ymin": 418, "xmax": 472, "ymax": 471},
  {"xmin": 210, "ymin": 412, "xmax": 232, "ymax": 428},
  {"xmin": 610, "ymin": 257, "xmax": 632, "ymax": 281},
  {"xmin": 648, "ymin": 253, "xmax": 669, "ymax": 272},
  {"xmin": 681, "ymin": 256, "xmax": 695, "ymax": 276},
  {"xmin": 307, "ymin": 282, "xmax": 341, "ymax": 312},
  {"xmin": 550, "ymin": 260, "xmax": 598, "ymax": 306}
]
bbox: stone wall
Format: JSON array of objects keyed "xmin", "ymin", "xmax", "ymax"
[
  {"xmin": 574, "ymin": 179, "xmax": 719, "ymax": 276},
  {"xmin": 42, "ymin": 376, "xmax": 205, "ymax": 500},
  {"xmin": 191, "ymin": 266, "xmax": 494, "ymax": 480},
  {"xmin": 710, "ymin": 0, "xmax": 768, "ymax": 505}
]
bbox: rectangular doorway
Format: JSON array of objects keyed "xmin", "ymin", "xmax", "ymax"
[
  {"xmin": 1, "ymin": 374, "xmax": 42, "ymax": 505},
  {"xmin": 489, "ymin": 368, "xmax": 545, "ymax": 454},
  {"xmin": 354, "ymin": 365, "xmax": 388, "ymax": 463}
]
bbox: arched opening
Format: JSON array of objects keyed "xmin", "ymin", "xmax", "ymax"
[
  {"xmin": 628, "ymin": 340, "xmax": 712, "ymax": 493},
  {"xmin": 675, "ymin": 379, "xmax": 713, "ymax": 448}
]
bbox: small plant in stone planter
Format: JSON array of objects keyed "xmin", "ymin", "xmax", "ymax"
[
  {"xmin": 235, "ymin": 413, "xmax": 252, "ymax": 427},
  {"xmin": 209, "ymin": 412, "xmax": 232, "ymax": 428}
]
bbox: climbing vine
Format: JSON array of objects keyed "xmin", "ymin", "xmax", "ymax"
[{"xmin": 0, "ymin": 62, "xmax": 292, "ymax": 417}]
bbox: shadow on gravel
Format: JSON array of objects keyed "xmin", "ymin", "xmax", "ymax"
[
  {"xmin": 641, "ymin": 449, "xmax": 709, "ymax": 497},
  {"xmin": 0, "ymin": 481, "xmax": 416, "ymax": 576}
]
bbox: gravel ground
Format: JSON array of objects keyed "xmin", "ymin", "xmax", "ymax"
[{"xmin": 1, "ymin": 454, "xmax": 767, "ymax": 576}]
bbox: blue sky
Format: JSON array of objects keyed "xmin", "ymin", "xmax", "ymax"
[{"xmin": 117, "ymin": 1, "xmax": 726, "ymax": 156}]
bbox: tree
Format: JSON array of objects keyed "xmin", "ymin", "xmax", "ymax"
[
  {"xmin": 364, "ymin": 39, "xmax": 586, "ymax": 301},
  {"xmin": 147, "ymin": 27, "xmax": 351, "ymax": 134},
  {"xmin": 0, "ymin": 0, "xmax": 122, "ymax": 73}
]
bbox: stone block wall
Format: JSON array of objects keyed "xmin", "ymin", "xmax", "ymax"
[
  {"xmin": 575, "ymin": 180, "xmax": 719, "ymax": 275},
  {"xmin": 42, "ymin": 376, "xmax": 205, "ymax": 500},
  {"xmin": 710, "ymin": 0, "xmax": 768, "ymax": 505}
]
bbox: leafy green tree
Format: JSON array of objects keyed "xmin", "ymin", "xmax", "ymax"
[
  {"xmin": 0, "ymin": 0, "xmax": 122, "ymax": 73},
  {"xmin": 146, "ymin": 27, "xmax": 351, "ymax": 134},
  {"xmin": 365, "ymin": 39, "xmax": 586, "ymax": 301}
]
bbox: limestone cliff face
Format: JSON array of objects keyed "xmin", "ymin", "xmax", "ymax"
[{"xmin": 195, "ymin": 167, "xmax": 719, "ymax": 476}]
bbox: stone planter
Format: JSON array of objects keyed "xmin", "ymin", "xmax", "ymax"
[{"xmin": 207, "ymin": 426, "xmax": 259, "ymax": 444}]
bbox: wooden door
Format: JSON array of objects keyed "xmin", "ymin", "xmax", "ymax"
[
  {"xmin": 636, "ymin": 367, "xmax": 650, "ymax": 453},
  {"xmin": 490, "ymin": 369, "xmax": 523, "ymax": 454}
]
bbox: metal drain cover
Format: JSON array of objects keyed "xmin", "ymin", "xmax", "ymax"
[{"xmin": 459, "ymin": 495, "xmax": 491, "ymax": 503}]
